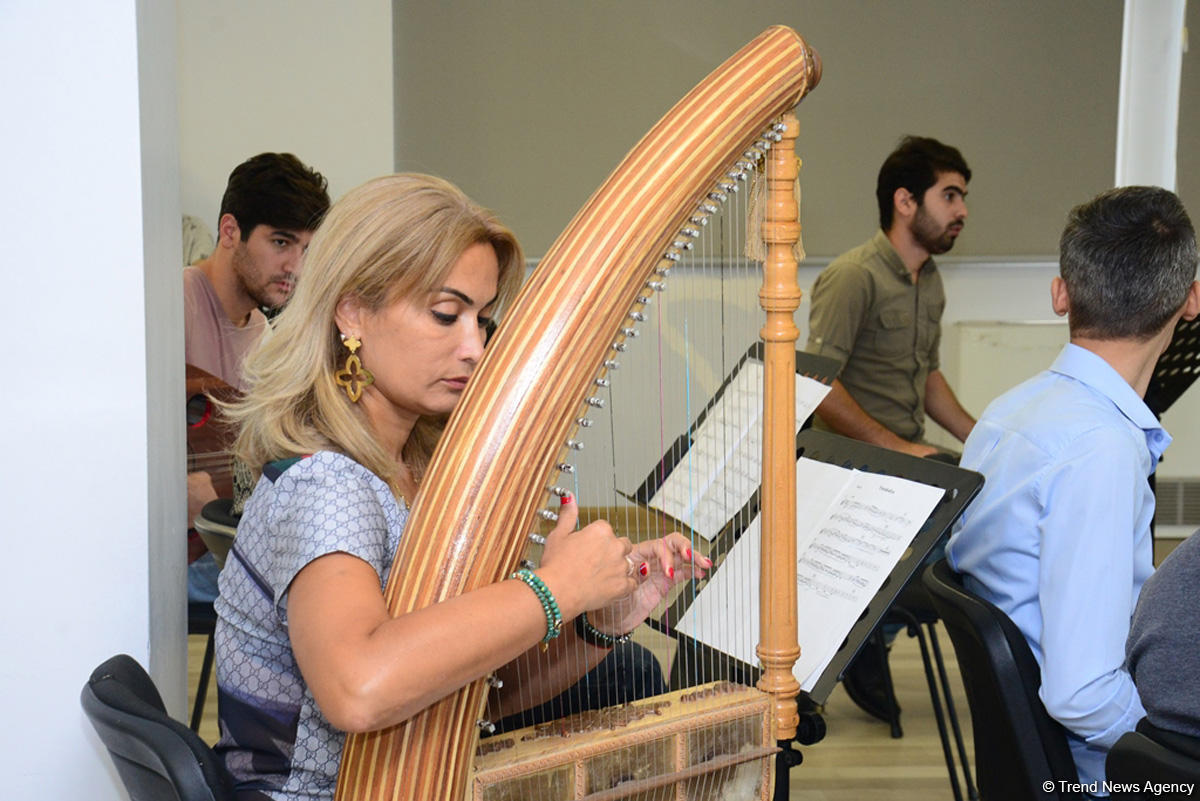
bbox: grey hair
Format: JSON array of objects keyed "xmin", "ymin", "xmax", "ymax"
[{"xmin": 1059, "ymin": 186, "xmax": 1198, "ymax": 341}]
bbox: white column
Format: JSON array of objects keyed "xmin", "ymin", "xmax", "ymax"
[
  {"xmin": 1115, "ymin": 0, "xmax": 1188, "ymax": 189},
  {"xmin": 0, "ymin": 1, "xmax": 183, "ymax": 799}
]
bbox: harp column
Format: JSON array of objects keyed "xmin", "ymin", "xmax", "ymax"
[{"xmin": 755, "ymin": 112, "xmax": 803, "ymax": 742}]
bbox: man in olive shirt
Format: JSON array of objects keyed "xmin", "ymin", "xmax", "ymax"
[
  {"xmin": 807, "ymin": 136, "xmax": 975, "ymax": 458},
  {"xmin": 805, "ymin": 136, "xmax": 976, "ymax": 722}
]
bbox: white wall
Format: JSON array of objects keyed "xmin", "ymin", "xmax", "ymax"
[
  {"xmin": 0, "ymin": 1, "xmax": 182, "ymax": 799},
  {"xmin": 177, "ymin": 0, "xmax": 394, "ymax": 227}
]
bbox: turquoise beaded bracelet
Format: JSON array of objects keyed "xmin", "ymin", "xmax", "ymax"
[{"xmin": 511, "ymin": 568, "xmax": 563, "ymax": 645}]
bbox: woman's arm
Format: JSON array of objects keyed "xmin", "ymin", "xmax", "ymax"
[{"xmin": 286, "ymin": 496, "xmax": 701, "ymax": 733}]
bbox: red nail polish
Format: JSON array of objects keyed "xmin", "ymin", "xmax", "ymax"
[
  {"xmin": 684, "ymin": 547, "xmax": 692, "ymax": 560},
  {"xmin": 560, "ymin": 492, "xmax": 572, "ymax": 505},
  {"xmin": 667, "ymin": 566, "xmax": 675, "ymax": 579},
  {"xmin": 639, "ymin": 563, "xmax": 649, "ymax": 577}
]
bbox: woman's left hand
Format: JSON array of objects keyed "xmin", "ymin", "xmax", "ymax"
[{"xmin": 585, "ymin": 532, "xmax": 712, "ymax": 638}]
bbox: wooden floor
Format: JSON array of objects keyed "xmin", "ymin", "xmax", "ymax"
[
  {"xmin": 787, "ymin": 625, "xmax": 976, "ymax": 800},
  {"xmin": 188, "ymin": 620, "xmax": 977, "ymax": 799}
]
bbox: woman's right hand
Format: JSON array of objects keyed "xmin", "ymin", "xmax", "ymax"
[{"xmin": 536, "ymin": 494, "xmax": 637, "ymax": 616}]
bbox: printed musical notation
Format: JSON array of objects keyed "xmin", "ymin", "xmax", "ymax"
[
  {"xmin": 646, "ymin": 361, "xmax": 832, "ymax": 540},
  {"xmin": 675, "ymin": 457, "xmax": 944, "ymax": 691}
]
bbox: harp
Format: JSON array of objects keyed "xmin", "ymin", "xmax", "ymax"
[{"xmin": 336, "ymin": 25, "xmax": 821, "ymax": 800}]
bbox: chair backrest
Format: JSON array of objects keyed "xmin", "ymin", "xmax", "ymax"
[
  {"xmin": 1107, "ymin": 719, "xmax": 1200, "ymax": 790},
  {"xmin": 193, "ymin": 498, "xmax": 238, "ymax": 569},
  {"xmin": 81, "ymin": 654, "xmax": 234, "ymax": 801},
  {"xmin": 923, "ymin": 559, "xmax": 1082, "ymax": 801}
]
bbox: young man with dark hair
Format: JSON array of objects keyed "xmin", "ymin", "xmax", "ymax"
[
  {"xmin": 185, "ymin": 153, "xmax": 330, "ymax": 384},
  {"xmin": 807, "ymin": 135, "xmax": 976, "ymax": 460},
  {"xmin": 948, "ymin": 186, "xmax": 1200, "ymax": 792},
  {"xmin": 186, "ymin": 152, "xmax": 330, "ymax": 602},
  {"xmin": 804, "ymin": 136, "xmax": 976, "ymax": 720}
]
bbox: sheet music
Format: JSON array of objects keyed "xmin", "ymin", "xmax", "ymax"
[
  {"xmin": 674, "ymin": 457, "xmax": 944, "ymax": 690},
  {"xmin": 645, "ymin": 361, "xmax": 831, "ymax": 540}
]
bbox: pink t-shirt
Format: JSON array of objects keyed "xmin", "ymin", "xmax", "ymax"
[{"xmin": 183, "ymin": 266, "xmax": 267, "ymax": 391}]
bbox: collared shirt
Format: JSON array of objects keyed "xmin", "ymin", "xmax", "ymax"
[
  {"xmin": 947, "ymin": 344, "xmax": 1165, "ymax": 790},
  {"xmin": 805, "ymin": 229, "xmax": 945, "ymax": 441}
]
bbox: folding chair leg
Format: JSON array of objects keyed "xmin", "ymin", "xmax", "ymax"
[
  {"xmin": 909, "ymin": 621, "xmax": 964, "ymax": 801},
  {"xmin": 928, "ymin": 624, "xmax": 979, "ymax": 801},
  {"xmin": 190, "ymin": 631, "xmax": 214, "ymax": 732}
]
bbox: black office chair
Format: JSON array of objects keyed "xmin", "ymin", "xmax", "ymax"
[
  {"xmin": 81, "ymin": 653, "xmax": 235, "ymax": 801},
  {"xmin": 188, "ymin": 498, "xmax": 239, "ymax": 731},
  {"xmin": 923, "ymin": 558, "xmax": 1084, "ymax": 801},
  {"xmin": 1106, "ymin": 718, "xmax": 1200, "ymax": 799}
]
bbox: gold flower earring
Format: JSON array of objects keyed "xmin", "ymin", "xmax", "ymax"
[{"xmin": 335, "ymin": 333, "xmax": 375, "ymax": 402}]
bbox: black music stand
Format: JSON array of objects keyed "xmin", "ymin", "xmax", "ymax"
[
  {"xmin": 638, "ymin": 426, "xmax": 982, "ymax": 800},
  {"xmin": 1144, "ymin": 317, "xmax": 1200, "ymax": 540},
  {"xmin": 1145, "ymin": 317, "xmax": 1200, "ymax": 418}
]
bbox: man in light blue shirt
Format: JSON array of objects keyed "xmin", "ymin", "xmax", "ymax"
[{"xmin": 947, "ymin": 186, "xmax": 1200, "ymax": 792}]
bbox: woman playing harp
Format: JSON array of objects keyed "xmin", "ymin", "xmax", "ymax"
[{"xmin": 212, "ymin": 173, "xmax": 711, "ymax": 801}]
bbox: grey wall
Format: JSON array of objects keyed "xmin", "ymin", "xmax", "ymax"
[{"xmin": 393, "ymin": 0, "xmax": 1146, "ymax": 259}]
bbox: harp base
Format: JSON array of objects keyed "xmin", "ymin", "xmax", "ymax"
[{"xmin": 472, "ymin": 681, "xmax": 776, "ymax": 800}]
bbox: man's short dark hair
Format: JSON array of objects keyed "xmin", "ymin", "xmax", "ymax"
[
  {"xmin": 218, "ymin": 153, "xmax": 330, "ymax": 241},
  {"xmin": 876, "ymin": 136, "xmax": 971, "ymax": 230},
  {"xmin": 1060, "ymin": 186, "xmax": 1198, "ymax": 340}
]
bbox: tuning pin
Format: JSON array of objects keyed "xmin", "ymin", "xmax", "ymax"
[
  {"xmin": 708, "ymin": 190, "xmax": 728, "ymax": 203},
  {"xmin": 673, "ymin": 238, "xmax": 694, "ymax": 250},
  {"xmin": 612, "ymin": 341, "xmax": 628, "ymax": 352},
  {"xmin": 585, "ymin": 397, "xmax": 605, "ymax": 408},
  {"xmin": 539, "ymin": 509, "xmax": 559, "ymax": 522},
  {"xmin": 486, "ymin": 675, "xmax": 504, "ymax": 689},
  {"xmin": 520, "ymin": 559, "xmax": 536, "ymax": 570},
  {"xmin": 628, "ymin": 311, "xmax": 644, "ymax": 322},
  {"xmin": 576, "ymin": 416, "xmax": 594, "ymax": 427},
  {"xmin": 604, "ymin": 357, "xmax": 623, "ymax": 367},
  {"xmin": 680, "ymin": 226, "xmax": 701, "ymax": 238},
  {"xmin": 557, "ymin": 462, "xmax": 576, "ymax": 473},
  {"xmin": 636, "ymin": 295, "xmax": 652, "ymax": 305},
  {"xmin": 528, "ymin": 532, "xmax": 547, "ymax": 546},
  {"xmin": 646, "ymin": 281, "xmax": 666, "ymax": 292},
  {"xmin": 690, "ymin": 214, "xmax": 709, "ymax": 226},
  {"xmin": 566, "ymin": 440, "xmax": 585, "ymax": 451},
  {"xmin": 594, "ymin": 377, "xmax": 610, "ymax": 387},
  {"xmin": 550, "ymin": 487, "xmax": 570, "ymax": 497},
  {"xmin": 700, "ymin": 201, "xmax": 719, "ymax": 215},
  {"xmin": 620, "ymin": 328, "xmax": 638, "ymax": 338},
  {"xmin": 477, "ymin": 720, "xmax": 497, "ymax": 734}
]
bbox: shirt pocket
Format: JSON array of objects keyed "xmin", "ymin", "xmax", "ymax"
[
  {"xmin": 871, "ymin": 307, "xmax": 913, "ymax": 358},
  {"xmin": 917, "ymin": 301, "xmax": 943, "ymax": 357}
]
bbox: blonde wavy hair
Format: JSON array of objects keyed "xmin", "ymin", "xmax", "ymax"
[{"xmin": 227, "ymin": 174, "xmax": 525, "ymax": 491}]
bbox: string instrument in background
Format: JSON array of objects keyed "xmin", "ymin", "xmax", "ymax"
[
  {"xmin": 335, "ymin": 24, "xmax": 821, "ymax": 801},
  {"xmin": 185, "ymin": 363, "xmax": 240, "ymax": 500}
]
